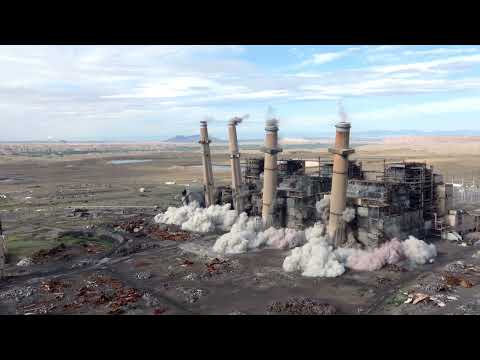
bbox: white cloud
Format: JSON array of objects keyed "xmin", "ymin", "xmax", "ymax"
[
  {"xmin": 402, "ymin": 47, "xmax": 479, "ymax": 57},
  {"xmin": 371, "ymin": 54, "xmax": 480, "ymax": 75},
  {"xmin": 298, "ymin": 47, "xmax": 361, "ymax": 67},
  {"xmin": 349, "ymin": 96, "xmax": 480, "ymax": 125},
  {"xmin": 1, "ymin": 45, "xmax": 480, "ymax": 140}
]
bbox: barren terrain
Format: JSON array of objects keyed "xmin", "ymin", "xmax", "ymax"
[{"xmin": 1, "ymin": 137, "xmax": 480, "ymax": 315}]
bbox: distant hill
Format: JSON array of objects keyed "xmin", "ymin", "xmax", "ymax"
[{"xmin": 165, "ymin": 135, "xmax": 226, "ymax": 143}]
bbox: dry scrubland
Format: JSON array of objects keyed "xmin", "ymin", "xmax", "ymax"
[{"xmin": 1, "ymin": 137, "xmax": 480, "ymax": 315}]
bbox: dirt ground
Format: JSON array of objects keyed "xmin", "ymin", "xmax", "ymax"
[{"xmin": 1, "ymin": 141, "xmax": 480, "ymax": 315}]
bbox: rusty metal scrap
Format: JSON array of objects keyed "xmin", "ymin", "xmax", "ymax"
[
  {"xmin": 181, "ymin": 259, "xmax": 194, "ymax": 267},
  {"xmin": 444, "ymin": 274, "xmax": 474, "ymax": 288},
  {"xmin": 40, "ymin": 279, "xmax": 70, "ymax": 293},
  {"xmin": 147, "ymin": 226, "xmax": 191, "ymax": 241},
  {"xmin": 115, "ymin": 217, "xmax": 146, "ymax": 233},
  {"xmin": 153, "ymin": 308, "xmax": 167, "ymax": 315},
  {"xmin": 205, "ymin": 258, "xmax": 227, "ymax": 274}
]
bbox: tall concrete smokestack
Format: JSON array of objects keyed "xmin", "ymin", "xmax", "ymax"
[
  {"xmin": 261, "ymin": 118, "xmax": 282, "ymax": 226},
  {"xmin": 199, "ymin": 120, "xmax": 215, "ymax": 207},
  {"xmin": 328, "ymin": 121, "xmax": 355, "ymax": 247},
  {"xmin": 228, "ymin": 117, "xmax": 243, "ymax": 213}
]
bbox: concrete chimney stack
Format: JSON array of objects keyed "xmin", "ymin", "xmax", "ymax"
[
  {"xmin": 199, "ymin": 120, "xmax": 215, "ymax": 207},
  {"xmin": 261, "ymin": 119, "xmax": 282, "ymax": 226},
  {"xmin": 327, "ymin": 121, "xmax": 355, "ymax": 247},
  {"xmin": 228, "ymin": 117, "xmax": 243, "ymax": 213}
]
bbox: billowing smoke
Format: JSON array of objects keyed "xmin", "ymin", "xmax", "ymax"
[
  {"xmin": 285, "ymin": 235, "xmax": 437, "ymax": 276},
  {"xmin": 155, "ymin": 200, "xmax": 437, "ymax": 278},
  {"xmin": 154, "ymin": 202, "xmax": 238, "ymax": 233},
  {"xmin": 335, "ymin": 239, "xmax": 405, "ymax": 272},
  {"xmin": 266, "ymin": 118, "xmax": 279, "ymax": 129},
  {"xmin": 213, "ymin": 199, "xmax": 334, "ymax": 254},
  {"xmin": 213, "ymin": 220, "xmax": 307, "ymax": 254},
  {"xmin": 401, "ymin": 235, "xmax": 437, "ymax": 264},
  {"xmin": 283, "ymin": 223, "xmax": 345, "ymax": 277},
  {"xmin": 316, "ymin": 196, "xmax": 330, "ymax": 223},
  {"xmin": 155, "ymin": 203, "xmax": 308, "ymax": 254},
  {"xmin": 342, "ymin": 208, "xmax": 356, "ymax": 223}
]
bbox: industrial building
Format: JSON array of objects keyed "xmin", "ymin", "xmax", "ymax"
[{"xmin": 193, "ymin": 118, "xmax": 472, "ymax": 249}]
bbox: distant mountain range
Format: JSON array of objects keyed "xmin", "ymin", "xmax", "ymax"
[{"xmin": 164, "ymin": 135, "xmax": 227, "ymax": 143}]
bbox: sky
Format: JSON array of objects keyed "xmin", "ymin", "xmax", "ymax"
[{"xmin": 2, "ymin": 45, "xmax": 480, "ymax": 141}]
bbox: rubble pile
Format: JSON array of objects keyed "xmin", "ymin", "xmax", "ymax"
[
  {"xmin": 176, "ymin": 286, "xmax": 207, "ymax": 303},
  {"xmin": 146, "ymin": 225, "xmax": 192, "ymax": 241},
  {"xmin": 67, "ymin": 275, "xmax": 143, "ymax": 315},
  {"xmin": 114, "ymin": 216, "xmax": 147, "ymax": 234},
  {"xmin": 267, "ymin": 297, "xmax": 337, "ymax": 315},
  {"xmin": 0, "ymin": 285, "xmax": 37, "ymax": 302}
]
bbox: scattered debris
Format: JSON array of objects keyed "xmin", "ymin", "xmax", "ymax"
[
  {"xmin": 376, "ymin": 276, "xmax": 392, "ymax": 286},
  {"xmin": 183, "ymin": 273, "xmax": 197, "ymax": 281},
  {"xmin": 180, "ymin": 259, "xmax": 194, "ymax": 267},
  {"xmin": 408, "ymin": 293, "xmax": 430, "ymax": 305},
  {"xmin": 384, "ymin": 264, "xmax": 408, "ymax": 272},
  {"xmin": 267, "ymin": 298, "xmax": 337, "ymax": 315},
  {"xmin": 416, "ymin": 274, "xmax": 449, "ymax": 293},
  {"xmin": 153, "ymin": 308, "xmax": 168, "ymax": 315},
  {"xmin": 40, "ymin": 279, "xmax": 70, "ymax": 293},
  {"xmin": 135, "ymin": 271, "xmax": 152, "ymax": 280},
  {"xmin": 205, "ymin": 258, "xmax": 227, "ymax": 274},
  {"xmin": 115, "ymin": 217, "xmax": 146, "ymax": 234},
  {"xmin": 0, "ymin": 286, "xmax": 36, "ymax": 302},
  {"xmin": 82, "ymin": 242, "xmax": 106, "ymax": 254},
  {"xmin": 177, "ymin": 287, "xmax": 207, "ymax": 303},
  {"xmin": 142, "ymin": 292, "xmax": 161, "ymax": 307},
  {"xmin": 444, "ymin": 261, "xmax": 468, "ymax": 274},
  {"xmin": 20, "ymin": 302, "xmax": 56, "ymax": 315},
  {"xmin": 107, "ymin": 288, "xmax": 142, "ymax": 314},
  {"xmin": 444, "ymin": 274, "xmax": 474, "ymax": 288},
  {"xmin": 17, "ymin": 257, "xmax": 33, "ymax": 267},
  {"xmin": 146, "ymin": 225, "xmax": 191, "ymax": 241},
  {"xmin": 229, "ymin": 310, "xmax": 246, "ymax": 315},
  {"xmin": 31, "ymin": 243, "xmax": 67, "ymax": 264},
  {"xmin": 71, "ymin": 208, "xmax": 90, "ymax": 218},
  {"xmin": 71, "ymin": 259, "xmax": 95, "ymax": 268}
]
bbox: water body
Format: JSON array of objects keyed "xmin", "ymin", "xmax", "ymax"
[{"xmin": 109, "ymin": 159, "xmax": 153, "ymax": 165}]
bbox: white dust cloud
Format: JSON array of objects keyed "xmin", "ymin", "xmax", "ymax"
[
  {"xmin": 154, "ymin": 202, "xmax": 238, "ymax": 233},
  {"xmin": 155, "ymin": 200, "xmax": 438, "ymax": 278}
]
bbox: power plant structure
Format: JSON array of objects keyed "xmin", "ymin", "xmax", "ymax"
[
  {"xmin": 328, "ymin": 121, "xmax": 355, "ymax": 247},
  {"xmin": 191, "ymin": 117, "xmax": 473, "ymax": 249},
  {"xmin": 199, "ymin": 120, "xmax": 215, "ymax": 207},
  {"xmin": 227, "ymin": 116, "xmax": 244, "ymax": 214}
]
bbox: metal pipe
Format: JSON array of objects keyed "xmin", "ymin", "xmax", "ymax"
[
  {"xmin": 328, "ymin": 121, "xmax": 355, "ymax": 247},
  {"xmin": 261, "ymin": 119, "xmax": 282, "ymax": 226},
  {"xmin": 199, "ymin": 120, "xmax": 215, "ymax": 207},
  {"xmin": 228, "ymin": 117, "xmax": 243, "ymax": 212}
]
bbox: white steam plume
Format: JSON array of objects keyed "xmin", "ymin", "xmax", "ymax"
[{"xmin": 338, "ymin": 100, "xmax": 349, "ymax": 123}]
